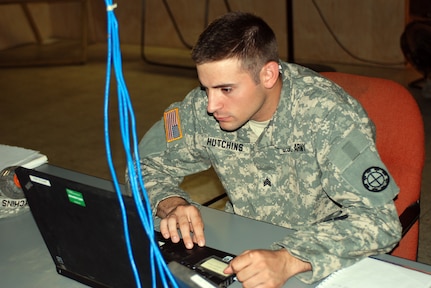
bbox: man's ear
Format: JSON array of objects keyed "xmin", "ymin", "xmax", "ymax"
[{"xmin": 260, "ymin": 61, "xmax": 280, "ymax": 89}]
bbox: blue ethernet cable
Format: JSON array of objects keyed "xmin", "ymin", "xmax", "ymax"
[{"xmin": 103, "ymin": 1, "xmax": 178, "ymax": 287}]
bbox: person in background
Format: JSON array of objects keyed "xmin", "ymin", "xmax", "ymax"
[{"xmin": 136, "ymin": 11, "xmax": 401, "ymax": 287}]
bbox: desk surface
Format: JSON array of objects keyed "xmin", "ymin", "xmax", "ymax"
[
  {"xmin": 1, "ymin": 168, "xmax": 430, "ymax": 288},
  {"xmin": 0, "ymin": 206, "xmax": 311, "ymax": 288}
]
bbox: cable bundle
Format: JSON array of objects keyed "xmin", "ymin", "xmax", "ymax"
[{"xmin": 103, "ymin": 2, "xmax": 178, "ymax": 287}]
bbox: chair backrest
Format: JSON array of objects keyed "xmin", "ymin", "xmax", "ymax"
[{"xmin": 321, "ymin": 72, "xmax": 425, "ymax": 260}]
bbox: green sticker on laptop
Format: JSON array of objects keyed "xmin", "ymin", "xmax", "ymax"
[{"xmin": 66, "ymin": 189, "xmax": 86, "ymax": 207}]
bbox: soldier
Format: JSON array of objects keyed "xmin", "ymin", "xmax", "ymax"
[{"xmin": 137, "ymin": 11, "xmax": 401, "ymax": 287}]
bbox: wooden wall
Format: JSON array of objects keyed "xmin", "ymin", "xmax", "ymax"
[{"xmin": 0, "ymin": 0, "xmax": 407, "ymax": 67}]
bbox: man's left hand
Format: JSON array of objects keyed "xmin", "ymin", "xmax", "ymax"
[{"xmin": 223, "ymin": 249, "xmax": 311, "ymax": 288}]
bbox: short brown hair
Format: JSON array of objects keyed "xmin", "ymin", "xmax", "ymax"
[{"xmin": 191, "ymin": 12, "xmax": 279, "ymax": 82}]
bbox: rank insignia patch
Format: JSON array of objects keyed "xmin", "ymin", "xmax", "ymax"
[
  {"xmin": 164, "ymin": 108, "xmax": 183, "ymax": 142},
  {"xmin": 263, "ymin": 178, "xmax": 272, "ymax": 187},
  {"xmin": 362, "ymin": 166, "xmax": 390, "ymax": 192}
]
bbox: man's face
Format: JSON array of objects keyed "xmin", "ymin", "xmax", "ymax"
[{"xmin": 197, "ymin": 58, "xmax": 272, "ymax": 131}]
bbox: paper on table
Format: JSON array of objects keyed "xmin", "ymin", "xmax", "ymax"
[
  {"xmin": 0, "ymin": 145, "xmax": 48, "ymax": 219},
  {"xmin": 0, "ymin": 144, "xmax": 48, "ymax": 171},
  {"xmin": 317, "ymin": 257, "xmax": 431, "ymax": 288}
]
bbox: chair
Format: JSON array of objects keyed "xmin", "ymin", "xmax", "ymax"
[{"xmin": 322, "ymin": 71, "xmax": 425, "ymax": 261}]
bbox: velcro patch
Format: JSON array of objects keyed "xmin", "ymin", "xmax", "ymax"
[
  {"xmin": 327, "ymin": 129, "xmax": 398, "ymax": 206},
  {"xmin": 164, "ymin": 108, "xmax": 183, "ymax": 142}
]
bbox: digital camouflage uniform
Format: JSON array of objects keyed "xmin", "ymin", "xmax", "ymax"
[{"xmin": 138, "ymin": 62, "xmax": 402, "ymax": 284}]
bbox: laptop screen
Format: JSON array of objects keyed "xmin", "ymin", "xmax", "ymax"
[
  {"xmin": 15, "ymin": 164, "xmax": 236, "ymax": 288},
  {"xmin": 16, "ymin": 164, "xmax": 157, "ymax": 287}
]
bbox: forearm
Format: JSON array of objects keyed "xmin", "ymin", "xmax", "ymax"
[
  {"xmin": 140, "ymin": 157, "xmax": 192, "ymax": 215},
  {"xmin": 273, "ymin": 203, "xmax": 401, "ymax": 283}
]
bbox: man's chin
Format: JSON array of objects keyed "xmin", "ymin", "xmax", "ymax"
[{"xmin": 218, "ymin": 122, "xmax": 245, "ymax": 132}]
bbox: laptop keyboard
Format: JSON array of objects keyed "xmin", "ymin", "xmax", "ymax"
[
  {"xmin": 156, "ymin": 231, "xmax": 199, "ymax": 265},
  {"xmin": 154, "ymin": 231, "xmax": 237, "ymax": 288}
]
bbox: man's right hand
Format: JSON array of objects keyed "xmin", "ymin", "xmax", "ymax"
[{"xmin": 157, "ymin": 197, "xmax": 205, "ymax": 249}]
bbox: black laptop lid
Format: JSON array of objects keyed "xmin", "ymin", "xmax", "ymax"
[{"xmin": 15, "ymin": 164, "xmax": 160, "ymax": 288}]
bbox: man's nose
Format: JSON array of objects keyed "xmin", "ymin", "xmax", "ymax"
[{"xmin": 207, "ymin": 90, "xmax": 222, "ymax": 114}]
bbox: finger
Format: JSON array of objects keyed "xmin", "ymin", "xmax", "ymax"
[
  {"xmin": 223, "ymin": 250, "xmax": 251, "ymax": 274},
  {"xmin": 228, "ymin": 252, "xmax": 250, "ymax": 273},
  {"xmin": 166, "ymin": 214, "xmax": 181, "ymax": 243},
  {"xmin": 223, "ymin": 263, "xmax": 234, "ymax": 275},
  {"xmin": 189, "ymin": 213, "xmax": 205, "ymax": 247},
  {"xmin": 191, "ymin": 228, "xmax": 205, "ymax": 247},
  {"xmin": 226, "ymin": 251, "xmax": 254, "ymax": 281},
  {"xmin": 177, "ymin": 215, "xmax": 194, "ymax": 249},
  {"xmin": 159, "ymin": 216, "xmax": 175, "ymax": 240}
]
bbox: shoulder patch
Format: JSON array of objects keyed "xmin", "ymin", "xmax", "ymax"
[
  {"xmin": 164, "ymin": 108, "xmax": 183, "ymax": 142},
  {"xmin": 362, "ymin": 166, "xmax": 390, "ymax": 192}
]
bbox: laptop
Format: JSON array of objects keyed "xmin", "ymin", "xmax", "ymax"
[{"xmin": 15, "ymin": 164, "xmax": 236, "ymax": 288}]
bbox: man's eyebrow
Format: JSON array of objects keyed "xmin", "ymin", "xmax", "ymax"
[{"xmin": 200, "ymin": 83, "xmax": 234, "ymax": 89}]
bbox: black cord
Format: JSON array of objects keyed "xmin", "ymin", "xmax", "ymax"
[
  {"xmin": 312, "ymin": 0, "xmax": 405, "ymax": 66},
  {"xmin": 224, "ymin": 0, "xmax": 232, "ymax": 12},
  {"xmin": 161, "ymin": 0, "xmax": 231, "ymax": 50},
  {"xmin": 161, "ymin": 0, "xmax": 195, "ymax": 49}
]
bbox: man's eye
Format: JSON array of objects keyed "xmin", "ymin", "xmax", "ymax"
[
  {"xmin": 221, "ymin": 87, "xmax": 232, "ymax": 93},
  {"xmin": 200, "ymin": 86, "xmax": 208, "ymax": 94}
]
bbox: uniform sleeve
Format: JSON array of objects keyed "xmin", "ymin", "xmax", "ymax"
[
  {"xmin": 136, "ymin": 90, "xmax": 212, "ymax": 216},
  {"xmin": 272, "ymin": 102, "xmax": 402, "ymax": 284}
]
